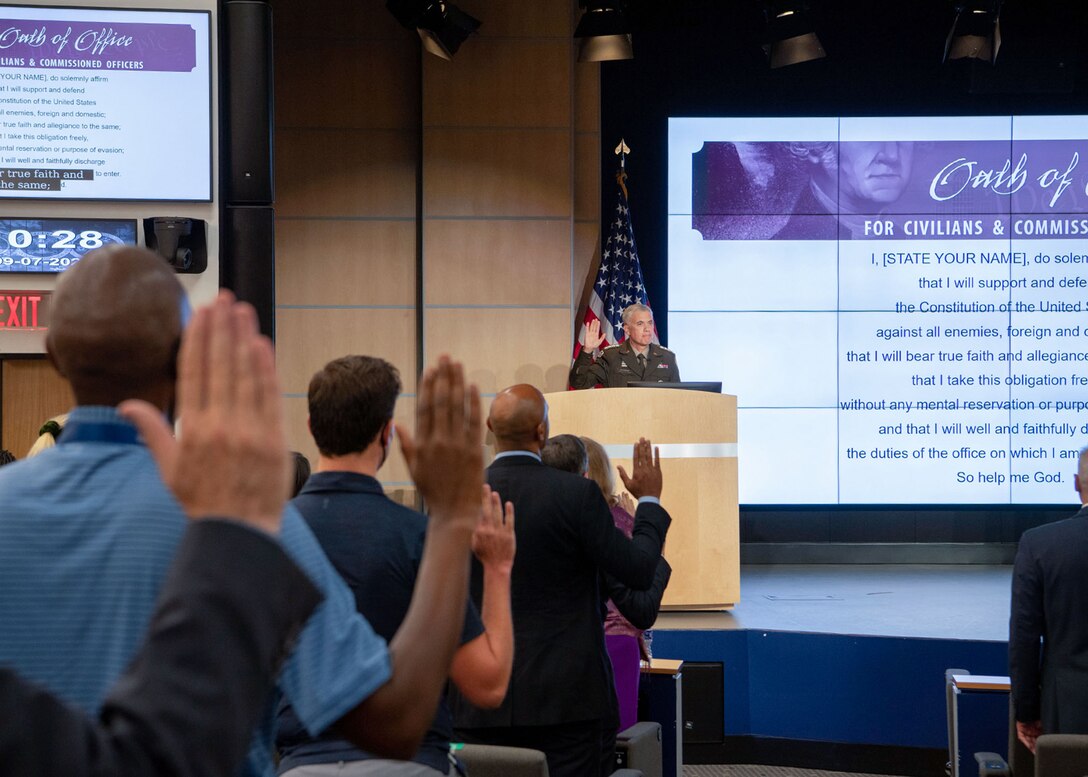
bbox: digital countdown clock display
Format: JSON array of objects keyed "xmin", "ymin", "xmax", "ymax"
[{"xmin": 0, "ymin": 218, "xmax": 138, "ymax": 273}]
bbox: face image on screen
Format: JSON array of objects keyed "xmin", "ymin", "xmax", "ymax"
[
  {"xmin": 0, "ymin": 5, "xmax": 211, "ymax": 201},
  {"xmin": 668, "ymin": 116, "xmax": 1088, "ymax": 505}
]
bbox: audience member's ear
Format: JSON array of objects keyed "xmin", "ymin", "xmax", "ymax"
[
  {"xmin": 1076, "ymin": 474, "xmax": 1082, "ymax": 495},
  {"xmin": 44, "ymin": 336, "xmax": 66, "ymax": 377}
]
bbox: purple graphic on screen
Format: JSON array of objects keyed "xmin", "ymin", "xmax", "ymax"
[
  {"xmin": 0, "ymin": 20, "xmax": 197, "ymax": 72},
  {"xmin": 692, "ymin": 139, "xmax": 1088, "ymax": 240}
]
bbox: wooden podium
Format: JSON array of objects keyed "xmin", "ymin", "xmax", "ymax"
[{"xmin": 543, "ymin": 388, "xmax": 739, "ymax": 610}]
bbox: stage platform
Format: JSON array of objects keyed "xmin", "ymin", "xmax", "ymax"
[
  {"xmin": 649, "ymin": 565, "xmax": 1014, "ymax": 775},
  {"xmin": 659, "ymin": 564, "xmax": 1012, "ymax": 642}
]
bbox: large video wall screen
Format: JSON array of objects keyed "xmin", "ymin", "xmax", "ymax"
[
  {"xmin": 0, "ymin": 5, "xmax": 211, "ymax": 201},
  {"xmin": 669, "ymin": 116, "xmax": 1088, "ymax": 505}
]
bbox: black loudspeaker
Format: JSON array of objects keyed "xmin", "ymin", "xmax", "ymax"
[
  {"xmin": 681, "ymin": 662, "xmax": 725, "ymax": 745},
  {"xmin": 221, "ymin": 1, "xmax": 274, "ymax": 204},
  {"xmin": 221, "ymin": 206, "xmax": 275, "ymax": 339}
]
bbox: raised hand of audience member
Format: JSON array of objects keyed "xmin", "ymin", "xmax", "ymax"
[
  {"xmin": 618, "ymin": 491, "xmax": 636, "ymax": 516},
  {"xmin": 448, "ymin": 485, "xmax": 516, "ymax": 709},
  {"xmin": 617, "ymin": 437, "xmax": 663, "ymax": 500},
  {"xmin": 396, "ymin": 355, "xmax": 482, "ymax": 535},
  {"xmin": 473, "ymin": 485, "xmax": 516, "ymax": 574},
  {"xmin": 120, "ymin": 292, "xmax": 288, "ymax": 535}
]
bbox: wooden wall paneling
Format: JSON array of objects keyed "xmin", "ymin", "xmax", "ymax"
[
  {"xmin": 276, "ymin": 129, "xmax": 418, "ymax": 218},
  {"xmin": 277, "ymin": 40, "xmax": 421, "ymax": 129},
  {"xmin": 572, "ymin": 221, "xmax": 601, "ymax": 330},
  {"xmin": 422, "ymin": 129, "xmax": 572, "ymax": 218},
  {"xmin": 1, "ymin": 360, "xmax": 73, "ymax": 459},
  {"xmin": 276, "ymin": 220, "xmax": 416, "ymax": 307},
  {"xmin": 267, "ymin": 0, "xmax": 424, "ymax": 498},
  {"xmin": 423, "ymin": 220, "xmax": 570, "ymax": 306},
  {"xmin": 270, "ymin": 0, "xmax": 405, "ymax": 40},
  {"xmin": 424, "ymin": 307, "xmax": 572, "ymax": 395},
  {"xmin": 464, "ymin": 0, "xmax": 571, "ymax": 38},
  {"xmin": 276, "ymin": 308, "xmax": 417, "ymax": 395},
  {"xmin": 423, "ymin": 41, "xmax": 571, "ymax": 128},
  {"xmin": 573, "ymin": 62, "xmax": 600, "ymax": 134},
  {"xmin": 574, "ymin": 133, "xmax": 600, "ymax": 224}
]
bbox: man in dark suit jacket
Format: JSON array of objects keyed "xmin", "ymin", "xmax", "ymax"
[
  {"xmin": 569, "ymin": 304, "xmax": 680, "ymax": 389},
  {"xmin": 1009, "ymin": 446, "xmax": 1088, "ymax": 753},
  {"xmin": 452, "ymin": 385, "xmax": 672, "ymax": 777}
]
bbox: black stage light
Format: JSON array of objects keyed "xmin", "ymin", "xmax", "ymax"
[
  {"xmin": 761, "ymin": 0, "xmax": 825, "ymax": 69},
  {"xmin": 386, "ymin": 0, "xmax": 480, "ymax": 60},
  {"xmin": 943, "ymin": 0, "xmax": 1003, "ymax": 65},
  {"xmin": 574, "ymin": 1, "xmax": 633, "ymax": 62}
]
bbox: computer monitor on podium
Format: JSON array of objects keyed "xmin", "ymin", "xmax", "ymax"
[{"xmin": 627, "ymin": 381, "xmax": 722, "ymax": 393}]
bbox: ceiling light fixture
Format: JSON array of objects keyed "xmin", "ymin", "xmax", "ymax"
[
  {"xmin": 386, "ymin": 0, "xmax": 481, "ymax": 60},
  {"xmin": 943, "ymin": 0, "xmax": 1003, "ymax": 65},
  {"xmin": 574, "ymin": 1, "xmax": 633, "ymax": 63},
  {"xmin": 762, "ymin": 0, "xmax": 826, "ymax": 69}
]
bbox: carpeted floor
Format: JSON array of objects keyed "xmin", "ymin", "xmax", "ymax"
[{"xmin": 684, "ymin": 766, "xmax": 900, "ymax": 777}]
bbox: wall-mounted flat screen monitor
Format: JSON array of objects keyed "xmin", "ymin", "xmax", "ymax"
[
  {"xmin": 0, "ymin": 5, "xmax": 211, "ymax": 201},
  {"xmin": 0, "ymin": 216, "xmax": 136, "ymax": 271},
  {"xmin": 669, "ymin": 115, "xmax": 1088, "ymax": 506}
]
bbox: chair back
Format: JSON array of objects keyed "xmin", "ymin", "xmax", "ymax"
[{"xmin": 455, "ymin": 744, "xmax": 549, "ymax": 777}]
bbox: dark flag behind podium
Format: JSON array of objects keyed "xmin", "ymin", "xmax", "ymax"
[{"xmin": 572, "ymin": 159, "xmax": 658, "ymax": 363}]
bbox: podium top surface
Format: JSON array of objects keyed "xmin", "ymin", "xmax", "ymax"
[{"xmin": 544, "ymin": 388, "xmax": 737, "ymax": 445}]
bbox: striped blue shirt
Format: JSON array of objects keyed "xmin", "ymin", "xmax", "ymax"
[{"xmin": 0, "ymin": 406, "xmax": 392, "ymax": 777}]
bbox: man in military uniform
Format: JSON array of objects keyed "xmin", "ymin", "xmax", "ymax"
[{"xmin": 569, "ymin": 303, "xmax": 680, "ymax": 389}]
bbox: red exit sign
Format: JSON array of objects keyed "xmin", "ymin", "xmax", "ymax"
[{"xmin": 0, "ymin": 291, "xmax": 51, "ymax": 330}]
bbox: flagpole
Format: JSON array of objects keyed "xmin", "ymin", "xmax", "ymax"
[
  {"xmin": 568, "ymin": 137, "xmax": 659, "ymax": 384},
  {"xmin": 614, "ymin": 138, "xmax": 631, "ymax": 199}
]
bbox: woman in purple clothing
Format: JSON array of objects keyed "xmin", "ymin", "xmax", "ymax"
[{"xmin": 582, "ymin": 436, "xmax": 670, "ymax": 732}]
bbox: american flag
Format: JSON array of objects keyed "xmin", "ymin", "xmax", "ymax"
[{"xmin": 572, "ymin": 165, "xmax": 658, "ymax": 363}]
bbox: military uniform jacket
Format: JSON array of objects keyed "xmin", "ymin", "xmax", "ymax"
[{"xmin": 568, "ymin": 340, "xmax": 680, "ymax": 389}]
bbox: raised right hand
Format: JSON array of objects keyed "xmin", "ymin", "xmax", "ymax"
[
  {"xmin": 583, "ymin": 319, "xmax": 606, "ymax": 353},
  {"xmin": 617, "ymin": 437, "xmax": 663, "ymax": 500},
  {"xmin": 472, "ymin": 485, "xmax": 515, "ymax": 574},
  {"xmin": 397, "ymin": 356, "xmax": 482, "ymax": 534}
]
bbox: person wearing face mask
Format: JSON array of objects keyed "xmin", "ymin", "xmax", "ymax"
[{"xmin": 277, "ymin": 355, "xmax": 517, "ymax": 777}]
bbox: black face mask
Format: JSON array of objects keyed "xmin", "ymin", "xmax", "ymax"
[
  {"xmin": 378, "ymin": 421, "xmax": 393, "ymax": 469},
  {"xmin": 166, "ymin": 336, "xmax": 181, "ymax": 425}
]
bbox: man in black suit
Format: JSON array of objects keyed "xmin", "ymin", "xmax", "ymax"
[
  {"xmin": 1009, "ymin": 446, "xmax": 1088, "ymax": 753},
  {"xmin": 452, "ymin": 384, "xmax": 671, "ymax": 777},
  {"xmin": 569, "ymin": 304, "xmax": 680, "ymax": 389},
  {"xmin": 0, "ymin": 292, "xmax": 323, "ymax": 777}
]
